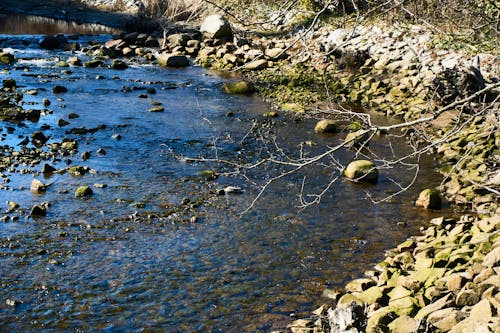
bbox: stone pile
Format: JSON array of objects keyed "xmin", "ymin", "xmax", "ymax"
[{"xmin": 286, "ymin": 214, "xmax": 499, "ymax": 333}]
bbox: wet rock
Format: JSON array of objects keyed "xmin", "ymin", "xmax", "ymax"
[
  {"xmin": 58, "ymin": 118, "xmax": 70, "ymax": 126},
  {"xmin": 111, "ymin": 59, "xmax": 128, "ymax": 70},
  {"xmin": 314, "ymin": 119, "xmax": 338, "ymax": 134},
  {"xmin": 344, "ymin": 160, "xmax": 378, "ymax": 183},
  {"xmin": 200, "ymin": 14, "xmax": 233, "ymax": 40},
  {"xmin": 222, "ymin": 81, "xmax": 255, "ymax": 94},
  {"xmin": 56, "ymin": 60, "xmax": 69, "ymax": 67},
  {"xmin": 42, "ymin": 163, "xmax": 56, "ymax": 174},
  {"xmin": 157, "ymin": 53, "xmax": 190, "ymax": 68},
  {"xmin": 345, "ymin": 129, "xmax": 370, "ymax": 147},
  {"xmin": 52, "ymin": 85, "xmax": 68, "ymax": 94},
  {"xmin": 2, "ymin": 78, "xmax": 16, "ymax": 89},
  {"xmin": 30, "ymin": 204, "xmax": 47, "ymax": 217},
  {"xmin": 30, "ymin": 179, "xmax": 47, "ymax": 194},
  {"xmin": 75, "ymin": 186, "xmax": 93, "ymax": 198},
  {"xmin": 0, "ymin": 52, "xmax": 15, "ymax": 64},
  {"xmin": 31, "ymin": 131, "xmax": 48, "ymax": 146},
  {"xmin": 415, "ymin": 188, "xmax": 442, "ymax": 209},
  {"xmin": 7, "ymin": 201, "xmax": 19, "ymax": 213},
  {"xmin": 40, "ymin": 34, "xmax": 68, "ymax": 50},
  {"xmin": 42, "ymin": 98, "xmax": 51, "ymax": 106},
  {"xmin": 83, "ymin": 59, "xmax": 104, "ymax": 68},
  {"xmin": 67, "ymin": 56, "xmax": 82, "ymax": 66},
  {"xmin": 148, "ymin": 106, "xmax": 164, "ymax": 112}
]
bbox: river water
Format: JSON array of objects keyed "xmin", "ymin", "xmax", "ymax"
[{"xmin": 0, "ymin": 15, "xmax": 453, "ymax": 332}]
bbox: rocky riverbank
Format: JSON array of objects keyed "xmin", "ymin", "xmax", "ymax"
[{"xmin": 0, "ymin": 3, "xmax": 498, "ymax": 331}]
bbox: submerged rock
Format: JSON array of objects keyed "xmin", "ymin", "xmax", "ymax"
[
  {"xmin": 30, "ymin": 204, "xmax": 47, "ymax": 217},
  {"xmin": 222, "ymin": 81, "xmax": 255, "ymax": 94},
  {"xmin": 40, "ymin": 35, "xmax": 68, "ymax": 50},
  {"xmin": 344, "ymin": 160, "xmax": 378, "ymax": 183}
]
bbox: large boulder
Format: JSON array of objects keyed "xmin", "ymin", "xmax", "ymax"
[
  {"xmin": 200, "ymin": 14, "xmax": 233, "ymax": 40},
  {"xmin": 344, "ymin": 160, "xmax": 378, "ymax": 183},
  {"xmin": 157, "ymin": 53, "xmax": 190, "ymax": 68},
  {"xmin": 40, "ymin": 34, "xmax": 68, "ymax": 50}
]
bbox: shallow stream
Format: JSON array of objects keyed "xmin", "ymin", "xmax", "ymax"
[{"xmin": 0, "ymin": 15, "xmax": 454, "ymax": 332}]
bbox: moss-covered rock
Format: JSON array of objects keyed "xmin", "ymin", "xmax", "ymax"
[
  {"xmin": 344, "ymin": 160, "xmax": 378, "ymax": 183},
  {"xmin": 314, "ymin": 119, "xmax": 338, "ymax": 134},
  {"xmin": 222, "ymin": 81, "xmax": 255, "ymax": 94},
  {"xmin": 75, "ymin": 186, "xmax": 93, "ymax": 198},
  {"xmin": 415, "ymin": 189, "xmax": 442, "ymax": 209}
]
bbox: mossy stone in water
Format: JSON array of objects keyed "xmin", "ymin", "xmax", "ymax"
[
  {"xmin": 0, "ymin": 52, "xmax": 15, "ymax": 65},
  {"xmin": 314, "ymin": 119, "xmax": 338, "ymax": 134},
  {"xmin": 415, "ymin": 189, "xmax": 442, "ymax": 209},
  {"xmin": 75, "ymin": 186, "xmax": 93, "ymax": 198},
  {"xmin": 344, "ymin": 160, "xmax": 378, "ymax": 183},
  {"xmin": 222, "ymin": 81, "xmax": 255, "ymax": 94}
]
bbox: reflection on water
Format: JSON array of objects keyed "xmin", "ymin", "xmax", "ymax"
[
  {"xmin": 0, "ymin": 13, "xmax": 120, "ymax": 35},
  {"xmin": 0, "ymin": 25, "xmax": 455, "ymax": 332}
]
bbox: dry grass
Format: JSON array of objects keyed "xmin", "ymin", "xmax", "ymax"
[{"xmin": 142, "ymin": 0, "xmax": 206, "ymax": 22}]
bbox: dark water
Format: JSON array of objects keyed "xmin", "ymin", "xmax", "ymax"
[{"xmin": 0, "ymin": 16, "xmax": 453, "ymax": 332}]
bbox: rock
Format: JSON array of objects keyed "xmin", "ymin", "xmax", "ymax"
[
  {"xmin": 448, "ymin": 318, "xmax": 491, "ymax": 333},
  {"xmin": 345, "ymin": 278, "xmax": 376, "ymax": 292},
  {"xmin": 455, "ymin": 289, "xmax": 480, "ymax": 307},
  {"xmin": 469, "ymin": 299, "xmax": 493, "ymax": 323},
  {"xmin": 327, "ymin": 302, "xmax": 366, "ymax": 332},
  {"xmin": 387, "ymin": 315, "xmax": 418, "ymax": 333},
  {"xmin": 482, "ymin": 246, "xmax": 500, "ymax": 268},
  {"xmin": 344, "ymin": 160, "xmax": 378, "ymax": 183},
  {"xmin": 148, "ymin": 106, "xmax": 164, "ymax": 112},
  {"xmin": 83, "ymin": 59, "xmax": 104, "ymax": 68},
  {"xmin": 111, "ymin": 59, "xmax": 128, "ymax": 70},
  {"xmin": 75, "ymin": 186, "xmax": 93, "ymax": 198},
  {"xmin": 157, "ymin": 53, "xmax": 190, "ymax": 67},
  {"xmin": 2, "ymin": 79, "xmax": 16, "ymax": 89},
  {"xmin": 0, "ymin": 52, "xmax": 15, "ymax": 64},
  {"xmin": 30, "ymin": 204, "xmax": 47, "ymax": 217},
  {"xmin": 314, "ymin": 119, "xmax": 338, "ymax": 134},
  {"xmin": 356, "ymin": 286, "xmax": 384, "ymax": 304},
  {"xmin": 366, "ymin": 307, "xmax": 397, "ymax": 333},
  {"xmin": 31, "ymin": 131, "xmax": 48, "ymax": 145},
  {"xmin": 56, "ymin": 60, "xmax": 69, "ymax": 67},
  {"xmin": 30, "ymin": 179, "xmax": 46, "ymax": 194},
  {"xmin": 66, "ymin": 56, "xmax": 82, "ymax": 66},
  {"xmin": 42, "ymin": 98, "xmax": 51, "ymax": 106},
  {"xmin": 415, "ymin": 293, "xmax": 452, "ymax": 320},
  {"xmin": 428, "ymin": 308, "xmax": 466, "ymax": 332},
  {"xmin": 345, "ymin": 129, "xmax": 370, "ymax": 147},
  {"xmin": 58, "ymin": 118, "xmax": 70, "ymax": 126},
  {"xmin": 42, "ymin": 163, "xmax": 56, "ymax": 174},
  {"xmin": 415, "ymin": 189, "xmax": 442, "ymax": 209},
  {"xmin": 200, "ymin": 14, "xmax": 233, "ymax": 40},
  {"xmin": 40, "ymin": 34, "xmax": 67, "ymax": 50},
  {"xmin": 52, "ymin": 85, "xmax": 68, "ymax": 93},
  {"xmin": 244, "ymin": 59, "xmax": 268, "ymax": 70},
  {"xmin": 167, "ymin": 33, "xmax": 190, "ymax": 47},
  {"xmin": 222, "ymin": 81, "xmax": 255, "ymax": 94}
]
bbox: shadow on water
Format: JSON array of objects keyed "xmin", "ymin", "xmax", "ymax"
[{"xmin": 0, "ymin": 15, "xmax": 457, "ymax": 333}]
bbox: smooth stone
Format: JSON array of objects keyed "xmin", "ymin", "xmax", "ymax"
[
  {"xmin": 222, "ymin": 81, "xmax": 255, "ymax": 94},
  {"xmin": 314, "ymin": 119, "xmax": 338, "ymax": 134},
  {"xmin": 75, "ymin": 186, "xmax": 93, "ymax": 198},
  {"xmin": 344, "ymin": 160, "xmax": 378, "ymax": 183}
]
